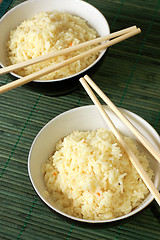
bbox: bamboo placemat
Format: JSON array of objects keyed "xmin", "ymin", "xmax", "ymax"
[{"xmin": 0, "ymin": 0, "xmax": 160, "ymax": 239}]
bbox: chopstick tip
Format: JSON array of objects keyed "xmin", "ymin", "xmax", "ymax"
[{"xmin": 79, "ymin": 77, "xmax": 84, "ymax": 83}]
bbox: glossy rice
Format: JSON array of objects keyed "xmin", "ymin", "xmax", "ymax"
[
  {"xmin": 42, "ymin": 129, "xmax": 154, "ymax": 220},
  {"xmin": 7, "ymin": 11, "xmax": 99, "ymax": 80}
]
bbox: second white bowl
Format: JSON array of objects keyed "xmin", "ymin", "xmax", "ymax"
[{"xmin": 28, "ymin": 105, "xmax": 160, "ymax": 223}]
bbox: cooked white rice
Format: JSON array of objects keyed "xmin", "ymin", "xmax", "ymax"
[
  {"xmin": 42, "ymin": 129, "xmax": 154, "ymax": 220},
  {"xmin": 7, "ymin": 11, "xmax": 99, "ymax": 80}
]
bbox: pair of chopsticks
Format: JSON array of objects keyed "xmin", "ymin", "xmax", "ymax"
[
  {"xmin": 80, "ymin": 75, "xmax": 160, "ymax": 206},
  {"xmin": 0, "ymin": 25, "xmax": 141, "ymax": 94}
]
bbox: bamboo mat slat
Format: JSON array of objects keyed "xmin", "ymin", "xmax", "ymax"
[{"xmin": 0, "ymin": 0, "xmax": 160, "ymax": 240}]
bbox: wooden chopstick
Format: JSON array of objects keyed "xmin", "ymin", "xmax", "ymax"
[
  {"xmin": 82, "ymin": 75, "xmax": 160, "ymax": 165},
  {"xmin": 0, "ymin": 27, "xmax": 141, "ymax": 94},
  {"xmin": 79, "ymin": 76, "xmax": 160, "ymax": 206},
  {"xmin": 0, "ymin": 25, "xmax": 137, "ymax": 75}
]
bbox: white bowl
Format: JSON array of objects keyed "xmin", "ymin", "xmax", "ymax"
[
  {"xmin": 28, "ymin": 105, "xmax": 160, "ymax": 223},
  {"xmin": 0, "ymin": 0, "xmax": 110, "ymax": 95}
]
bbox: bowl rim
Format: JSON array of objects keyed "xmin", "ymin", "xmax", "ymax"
[
  {"xmin": 0, "ymin": 0, "xmax": 110, "ymax": 83},
  {"xmin": 28, "ymin": 105, "xmax": 160, "ymax": 223}
]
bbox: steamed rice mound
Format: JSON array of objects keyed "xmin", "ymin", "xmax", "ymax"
[
  {"xmin": 7, "ymin": 11, "xmax": 99, "ymax": 80},
  {"xmin": 42, "ymin": 129, "xmax": 154, "ymax": 220}
]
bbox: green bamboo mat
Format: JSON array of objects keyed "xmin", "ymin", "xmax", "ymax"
[
  {"xmin": 0, "ymin": 0, "xmax": 160, "ymax": 239},
  {"xmin": 0, "ymin": 0, "xmax": 12, "ymax": 17}
]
